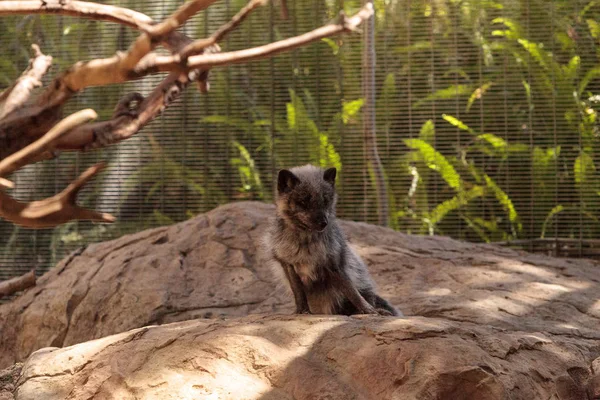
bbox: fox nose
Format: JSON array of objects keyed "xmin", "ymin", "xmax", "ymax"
[{"xmin": 316, "ymin": 218, "xmax": 328, "ymax": 231}]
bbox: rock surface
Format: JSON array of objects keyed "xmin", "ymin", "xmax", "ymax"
[
  {"xmin": 11, "ymin": 315, "xmax": 600, "ymax": 399},
  {"xmin": 1, "ymin": 201, "xmax": 600, "ymax": 399}
]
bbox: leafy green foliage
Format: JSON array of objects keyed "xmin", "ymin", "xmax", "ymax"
[
  {"xmin": 541, "ymin": 205, "xmax": 565, "ymax": 238},
  {"xmin": 200, "ymin": 88, "xmax": 346, "ymax": 201},
  {"xmin": 574, "ymin": 153, "xmax": 596, "ymax": 185},
  {"xmin": 466, "ymin": 82, "xmax": 493, "ymax": 112},
  {"xmin": 397, "ymin": 120, "xmax": 522, "ymax": 240},
  {"xmin": 483, "ymin": 174, "xmax": 521, "ymax": 235},
  {"xmin": 442, "ymin": 114, "xmax": 475, "ymax": 134},
  {"xmin": 418, "ymin": 120, "xmax": 436, "ymax": 144},
  {"xmin": 426, "ymin": 186, "xmax": 485, "ymax": 233},
  {"xmin": 341, "ymin": 99, "xmax": 365, "ymax": 124},
  {"xmin": 412, "ymin": 85, "xmax": 474, "ymax": 110},
  {"xmin": 231, "ymin": 141, "xmax": 265, "ymax": 199},
  {"xmin": 403, "ymin": 138, "xmax": 462, "ymax": 191}
]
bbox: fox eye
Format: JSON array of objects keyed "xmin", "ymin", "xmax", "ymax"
[{"xmin": 299, "ymin": 195, "xmax": 311, "ymax": 208}]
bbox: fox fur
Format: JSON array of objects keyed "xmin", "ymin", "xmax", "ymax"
[{"xmin": 263, "ymin": 164, "xmax": 401, "ymax": 316}]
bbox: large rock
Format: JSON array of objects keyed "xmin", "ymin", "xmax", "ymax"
[
  {"xmin": 11, "ymin": 315, "xmax": 600, "ymax": 399},
  {"xmin": 1, "ymin": 201, "xmax": 600, "ymax": 398}
]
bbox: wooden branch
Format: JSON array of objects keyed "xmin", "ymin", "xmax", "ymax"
[
  {"xmin": 49, "ymin": 0, "xmax": 288, "ymax": 151},
  {"xmin": 46, "ymin": 0, "xmax": 249, "ymax": 93},
  {"xmin": 0, "ymin": 162, "xmax": 115, "ymax": 228},
  {"xmin": 0, "ymin": 177, "xmax": 13, "ymax": 190},
  {"xmin": 0, "ymin": 0, "xmax": 371, "ymax": 228},
  {"xmin": 0, "ymin": 109, "xmax": 97, "ymax": 185},
  {"xmin": 6, "ymin": 2, "xmax": 372, "ymax": 94},
  {"xmin": 114, "ymin": 0, "xmax": 219, "ymax": 76},
  {"xmin": 48, "ymin": 26, "xmax": 203, "ymax": 151},
  {"xmin": 56, "ymin": 0, "xmax": 214, "ymax": 94},
  {"xmin": 43, "ymin": 0, "xmax": 269, "ymax": 151},
  {"xmin": 0, "ymin": 269, "xmax": 35, "ymax": 299},
  {"xmin": 179, "ymin": 0, "xmax": 268, "ymax": 60},
  {"xmin": 0, "ymin": 45, "xmax": 53, "ymax": 119},
  {"xmin": 136, "ymin": 3, "xmax": 374, "ymax": 73},
  {"xmin": 55, "ymin": 68, "xmax": 205, "ymax": 150},
  {"xmin": 146, "ymin": 0, "xmax": 218, "ymax": 37},
  {"xmin": 0, "ymin": 0, "xmax": 198, "ymax": 161},
  {"xmin": 0, "ymin": 2, "xmax": 194, "ymax": 58},
  {"xmin": 0, "ymin": 110, "xmax": 110, "ymax": 228},
  {"xmin": 0, "ymin": 2, "xmax": 371, "ymax": 161},
  {"xmin": 0, "ymin": 1, "xmax": 154, "ymax": 30},
  {"xmin": 1, "ymin": 2, "xmax": 373, "ymax": 156},
  {"xmin": 48, "ymin": 3, "xmax": 374, "ymax": 152}
]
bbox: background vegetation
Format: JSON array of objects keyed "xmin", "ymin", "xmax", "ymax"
[{"xmin": 1, "ymin": 0, "xmax": 600, "ymax": 277}]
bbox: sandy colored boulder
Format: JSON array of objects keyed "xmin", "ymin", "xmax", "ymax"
[
  {"xmin": 12, "ymin": 314, "xmax": 600, "ymax": 400},
  {"xmin": 1, "ymin": 201, "xmax": 599, "ymax": 398}
]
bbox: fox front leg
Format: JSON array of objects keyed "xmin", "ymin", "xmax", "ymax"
[
  {"xmin": 336, "ymin": 271, "xmax": 378, "ymax": 315},
  {"xmin": 281, "ymin": 262, "xmax": 310, "ymax": 314}
]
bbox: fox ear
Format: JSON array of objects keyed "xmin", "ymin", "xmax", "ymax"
[
  {"xmin": 323, "ymin": 168, "xmax": 337, "ymax": 186},
  {"xmin": 278, "ymin": 169, "xmax": 300, "ymax": 193}
]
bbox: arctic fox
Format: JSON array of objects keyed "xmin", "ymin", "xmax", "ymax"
[{"xmin": 264, "ymin": 164, "xmax": 400, "ymax": 316}]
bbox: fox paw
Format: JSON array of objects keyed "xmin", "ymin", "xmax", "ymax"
[{"xmin": 376, "ymin": 308, "xmax": 394, "ymax": 316}]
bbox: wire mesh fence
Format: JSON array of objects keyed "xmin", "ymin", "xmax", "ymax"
[{"xmin": 1, "ymin": 0, "xmax": 600, "ymax": 280}]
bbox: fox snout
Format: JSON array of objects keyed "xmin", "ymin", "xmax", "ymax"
[
  {"xmin": 291, "ymin": 211, "xmax": 329, "ymax": 232},
  {"xmin": 313, "ymin": 214, "xmax": 328, "ymax": 232}
]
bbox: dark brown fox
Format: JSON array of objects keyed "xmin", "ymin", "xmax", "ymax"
[{"xmin": 264, "ymin": 164, "xmax": 401, "ymax": 316}]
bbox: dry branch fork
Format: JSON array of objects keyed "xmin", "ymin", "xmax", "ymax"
[{"xmin": 0, "ymin": 0, "xmax": 374, "ymax": 230}]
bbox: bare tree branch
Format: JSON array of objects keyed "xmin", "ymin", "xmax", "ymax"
[
  {"xmin": 179, "ymin": 0, "xmax": 268, "ymax": 60},
  {"xmin": 40, "ymin": 0, "xmax": 264, "ymax": 94},
  {"xmin": 0, "ymin": 45, "xmax": 53, "ymax": 119},
  {"xmin": 146, "ymin": 0, "xmax": 218, "ymax": 37},
  {"xmin": 0, "ymin": 2, "xmax": 194, "ymax": 57},
  {"xmin": 0, "ymin": 162, "xmax": 115, "ymax": 228},
  {"xmin": 30, "ymin": 0, "xmax": 271, "ymax": 152},
  {"xmin": 10, "ymin": 2, "xmax": 373, "ymax": 95},
  {"xmin": 0, "ymin": 0, "xmax": 373, "ymax": 228},
  {"xmin": 55, "ymin": 72, "xmax": 195, "ymax": 150},
  {"xmin": 0, "ymin": 177, "xmax": 13, "ymax": 190},
  {"xmin": 0, "ymin": 1, "xmax": 198, "ymax": 161},
  {"xmin": 46, "ymin": 1, "xmax": 218, "ymax": 94},
  {"xmin": 0, "ymin": 1, "xmax": 154, "ymax": 30},
  {"xmin": 0, "ymin": 3, "xmax": 373, "ymax": 160},
  {"xmin": 114, "ymin": 0, "xmax": 219, "ymax": 76},
  {"xmin": 0, "ymin": 110, "xmax": 113, "ymax": 227},
  {"xmin": 0, "ymin": 269, "xmax": 35, "ymax": 299},
  {"xmin": 136, "ymin": 4, "xmax": 373, "ymax": 73},
  {"xmin": 0, "ymin": 109, "xmax": 97, "ymax": 184},
  {"xmin": 50, "ymin": 0, "xmax": 370, "ymax": 152}
]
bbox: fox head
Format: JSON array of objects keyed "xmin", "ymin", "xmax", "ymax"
[{"xmin": 275, "ymin": 165, "xmax": 337, "ymax": 232}]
